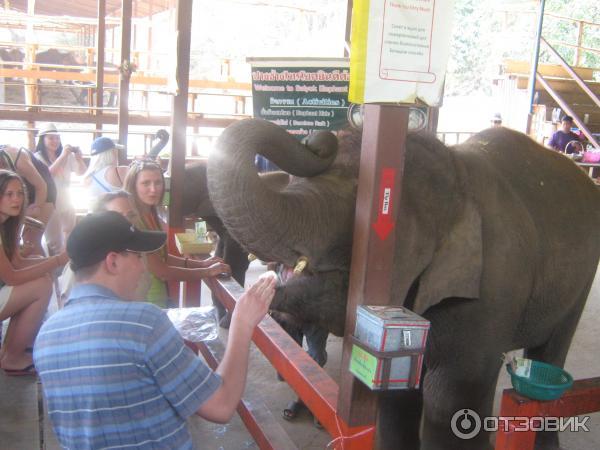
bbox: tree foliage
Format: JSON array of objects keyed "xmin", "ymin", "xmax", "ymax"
[{"xmin": 446, "ymin": 0, "xmax": 600, "ymax": 95}]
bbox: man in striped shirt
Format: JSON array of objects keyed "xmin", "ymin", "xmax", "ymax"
[{"xmin": 34, "ymin": 211, "xmax": 276, "ymax": 449}]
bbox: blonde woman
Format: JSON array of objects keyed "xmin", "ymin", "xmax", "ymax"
[
  {"xmin": 82, "ymin": 136, "xmax": 129, "ymax": 199},
  {"xmin": 123, "ymin": 159, "xmax": 230, "ymax": 307}
]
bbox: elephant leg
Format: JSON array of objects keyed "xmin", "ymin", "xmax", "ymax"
[
  {"xmin": 419, "ymin": 358, "xmax": 502, "ymax": 450},
  {"xmin": 376, "ymin": 388, "xmax": 423, "ymax": 450},
  {"xmin": 303, "ymin": 323, "xmax": 328, "ymax": 367},
  {"xmin": 223, "ymin": 238, "xmax": 250, "ymax": 287},
  {"xmin": 524, "ymin": 299, "xmax": 588, "ymax": 450}
]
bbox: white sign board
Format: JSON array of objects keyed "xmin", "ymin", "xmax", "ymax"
[{"xmin": 349, "ymin": 0, "xmax": 455, "ymax": 106}]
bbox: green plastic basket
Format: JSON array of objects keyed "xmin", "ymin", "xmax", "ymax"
[{"xmin": 506, "ymin": 361, "xmax": 573, "ymax": 401}]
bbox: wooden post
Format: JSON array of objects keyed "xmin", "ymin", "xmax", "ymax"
[
  {"xmin": 25, "ymin": 0, "xmax": 36, "ymax": 148},
  {"xmin": 337, "ymin": 105, "xmax": 409, "ymax": 432},
  {"xmin": 95, "ymin": 0, "xmax": 106, "ymax": 138},
  {"xmin": 526, "ymin": 0, "xmax": 545, "ymax": 135},
  {"xmin": 117, "ymin": 0, "xmax": 133, "ymax": 159},
  {"xmin": 574, "ymin": 20, "xmax": 584, "ymax": 67},
  {"xmin": 168, "ymin": 0, "xmax": 192, "ymax": 230}
]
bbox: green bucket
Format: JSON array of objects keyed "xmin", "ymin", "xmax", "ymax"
[{"xmin": 506, "ymin": 361, "xmax": 573, "ymax": 401}]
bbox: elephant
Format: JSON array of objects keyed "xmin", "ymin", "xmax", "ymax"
[
  {"xmin": 182, "ymin": 161, "xmax": 289, "ymax": 325},
  {"xmin": 206, "ymin": 118, "xmax": 600, "ymax": 450}
]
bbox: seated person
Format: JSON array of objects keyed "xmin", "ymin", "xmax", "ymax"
[
  {"xmin": 123, "ymin": 159, "xmax": 231, "ymax": 308},
  {"xmin": 57, "ymin": 190, "xmax": 141, "ymax": 306},
  {"xmin": 548, "ymin": 115, "xmax": 583, "ymax": 154},
  {"xmin": 0, "ymin": 144, "xmax": 56, "ymax": 256},
  {"xmin": 34, "ymin": 211, "xmax": 276, "ymax": 449},
  {"xmin": 0, "ymin": 170, "xmax": 68, "ymax": 375},
  {"xmin": 82, "ymin": 137, "xmax": 129, "ymax": 198}
]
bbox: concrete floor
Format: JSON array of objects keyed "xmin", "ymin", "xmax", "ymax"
[{"xmin": 1, "ymin": 261, "xmax": 599, "ymax": 449}]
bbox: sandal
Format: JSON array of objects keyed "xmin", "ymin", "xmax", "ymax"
[{"xmin": 282, "ymin": 399, "xmax": 305, "ymax": 421}]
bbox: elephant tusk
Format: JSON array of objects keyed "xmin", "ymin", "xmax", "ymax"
[
  {"xmin": 293, "ymin": 257, "xmax": 308, "ymax": 275},
  {"xmin": 248, "ymin": 253, "xmax": 257, "ymax": 262}
]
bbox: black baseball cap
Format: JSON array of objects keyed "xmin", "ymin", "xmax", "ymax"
[{"xmin": 67, "ymin": 211, "xmax": 166, "ymax": 271}]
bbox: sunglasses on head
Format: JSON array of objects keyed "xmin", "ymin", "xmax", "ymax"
[{"xmin": 129, "ymin": 157, "xmax": 163, "ymax": 170}]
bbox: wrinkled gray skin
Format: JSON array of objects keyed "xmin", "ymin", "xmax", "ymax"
[
  {"xmin": 183, "ymin": 162, "xmax": 290, "ymax": 318},
  {"xmin": 207, "ymin": 118, "xmax": 600, "ymax": 450}
]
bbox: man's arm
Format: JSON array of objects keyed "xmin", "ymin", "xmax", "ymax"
[
  {"xmin": 14, "ymin": 149, "xmax": 48, "ymax": 211},
  {"xmin": 196, "ymin": 273, "xmax": 276, "ymax": 423}
]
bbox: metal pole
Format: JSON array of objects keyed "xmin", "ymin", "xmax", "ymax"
[
  {"xmin": 117, "ymin": 0, "xmax": 133, "ymax": 159},
  {"xmin": 344, "ymin": 0, "xmax": 353, "ymax": 57},
  {"xmin": 95, "ymin": 0, "xmax": 106, "ymax": 138},
  {"xmin": 526, "ymin": 0, "xmax": 546, "ymax": 134},
  {"xmin": 168, "ymin": 0, "xmax": 192, "ymax": 229}
]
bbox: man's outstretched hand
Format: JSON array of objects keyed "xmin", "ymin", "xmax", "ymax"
[{"xmin": 231, "ymin": 271, "xmax": 277, "ymax": 335}]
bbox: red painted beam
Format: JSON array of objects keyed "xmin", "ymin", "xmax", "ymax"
[
  {"xmin": 205, "ymin": 277, "xmax": 375, "ymax": 449},
  {"xmin": 495, "ymin": 377, "xmax": 600, "ymax": 450},
  {"xmin": 194, "ymin": 340, "xmax": 298, "ymax": 450}
]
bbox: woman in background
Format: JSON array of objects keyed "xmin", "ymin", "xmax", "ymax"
[
  {"xmin": 0, "ymin": 144, "xmax": 55, "ymax": 256},
  {"xmin": 34, "ymin": 123, "xmax": 86, "ymax": 255},
  {"xmin": 123, "ymin": 160, "xmax": 230, "ymax": 308},
  {"xmin": 82, "ymin": 136, "xmax": 129, "ymax": 201}
]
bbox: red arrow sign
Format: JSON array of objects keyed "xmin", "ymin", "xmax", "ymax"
[{"xmin": 372, "ymin": 168, "xmax": 396, "ymax": 241}]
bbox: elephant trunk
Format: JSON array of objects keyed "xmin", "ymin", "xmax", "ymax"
[{"xmin": 207, "ymin": 119, "xmax": 340, "ymax": 267}]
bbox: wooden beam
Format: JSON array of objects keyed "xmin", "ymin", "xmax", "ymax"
[
  {"xmin": 495, "ymin": 378, "xmax": 600, "ymax": 450},
  {"xmin": 95, "ymin": 0, "xmax": 106, "ymax": 137},
  {"xmin": 0, "ymin": 109, "xmax": 241, "ymax": 128},
  {"xmin": 117, "ymin": 0, "xmax": 132, "ymax": 160},
  {"xmin": 0, "ymin": 68, "xmax": 252, "ymax": 91},
  {"xmin": 168, "ymin": 0, "xmax": 193, "ymax": 229},
  {"xmin": 337, "ymin": 105, "xmax": 409, "ymax": 433},
  {"xmin": 503, "ymin": 60, "xmax": 595, "ymax": 80}
]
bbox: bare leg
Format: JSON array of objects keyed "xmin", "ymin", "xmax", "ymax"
[{"xmin": 0, "ymin": 276, "xmax": 52, "ymax": 370}]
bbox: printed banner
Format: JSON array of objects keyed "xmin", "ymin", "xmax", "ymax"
[
  {"xmin": 349, "ymin": 0, "xmax": 455, "ymax": 105},
  {"xmin": 249, "ymin": 59, "xmax": 350, "ymax": 140}
]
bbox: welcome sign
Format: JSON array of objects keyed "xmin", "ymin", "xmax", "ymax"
[{"xmin": 248, "ymin": 58, "xmax": 350, "ymax": 140}]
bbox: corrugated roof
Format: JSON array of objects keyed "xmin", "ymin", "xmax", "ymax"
[{"xmin": 5, "ymin": 0, "xmax": 172, "ymax": 19}]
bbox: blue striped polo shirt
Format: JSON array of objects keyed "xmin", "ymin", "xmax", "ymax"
[{"xmin": 33, "ymin": 283, "xmax": 222, "ymax": 450}]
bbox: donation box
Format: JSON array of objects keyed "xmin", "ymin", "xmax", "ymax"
[{"xmin": 350, "ymin": 305, "xmax": 430, "ymax": 390}]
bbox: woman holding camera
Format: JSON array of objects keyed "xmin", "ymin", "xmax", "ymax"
[{"xmin": 34, "ymin": 123, "xmax": 86, "ymax": 255}]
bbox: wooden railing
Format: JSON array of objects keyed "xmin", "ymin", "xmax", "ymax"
[
  {"xmin": 495, "ymin": 377, "xmax": 600, "ymax": 449},
  {"xmin": 200, "ymin": 277, "xmax": 375, "ymax": 450}
]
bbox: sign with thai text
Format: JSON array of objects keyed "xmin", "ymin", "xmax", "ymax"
[{"xmin": 249, "ymin": 58, "xmax": 350, "ymax": 140}]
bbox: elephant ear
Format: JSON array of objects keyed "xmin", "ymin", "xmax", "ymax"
[{"xmin": 412, "ymin": 201, "xmax": 483, "ymax": 315}]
